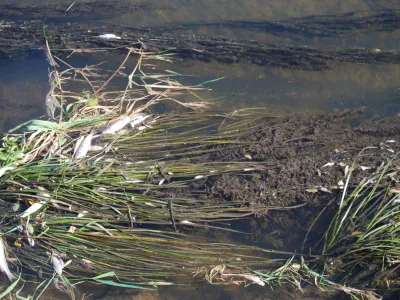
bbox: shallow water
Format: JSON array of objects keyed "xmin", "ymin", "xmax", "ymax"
[{"xmin": 1, "ymin": 0, "xmax": 400, "ymax": 299}]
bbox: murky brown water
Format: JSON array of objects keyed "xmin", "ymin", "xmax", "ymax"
[{"xmin": 1, "ymin": 0, "xmax": 400, "ymax": 299}]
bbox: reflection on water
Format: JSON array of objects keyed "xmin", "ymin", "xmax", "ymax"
[
  {"xmin": 1, "ymin": 0, "xmax": 400, "ymax": 299},
  {"xmin": 0, "ymin": 52, "xmax": 49, "ymax": 133}
]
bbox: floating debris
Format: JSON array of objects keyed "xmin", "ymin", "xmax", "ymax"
[
  {"xmin": 88, "ymin": 145, "xmax": 104, "ymax": 152},
  {"xmin": 67, "ymin": 226, "xmax": 76, "ymax": 234},
  {"xmin": 180, "ymin": 220, "xmax": 195, "ymax": 225},
  {"xmin": 65, "ymin": 0, "xmax": 76, "ymax": 13},
  {"xmin": 322, "ymin": 162, "xmax": 334, "ymax": 168},
  {"xmin": 98, "ymin": 34, "xmax": 121, "ymax": 40},
  {"xmin": 360, "ymin": 166, "xmax": 373, "ymax": 171},
  {"xmin": 317, "ymin": 186, "xmax": 331, "ymax": 193},
  {"xmin": 20, "ymin": 201, "xmax": 46, "ymax": 218},
  {"xmin": 0, "ymin": 165, "xmax": 16, "ymax": 178}
]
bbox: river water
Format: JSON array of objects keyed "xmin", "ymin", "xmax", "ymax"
[{"xmin": 0, "ymin": 0, "xmax": 400, "ymax": 299}]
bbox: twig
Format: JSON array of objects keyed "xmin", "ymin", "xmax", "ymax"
[
  {"xmin": 168, "ymin": 200, "xmax": 178, "ymax": 233},
  {"xmin": 94, "ymin": 48, "xmax": 134, "ymax": 96}
]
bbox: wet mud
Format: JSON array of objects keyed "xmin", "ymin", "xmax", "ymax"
[
  {"xmin": 201, "ymin": 108, "xmax": 400, "ymax": 210},
  {"xmin": 1, "ymin": 19, "xmax": 400, "ymax": 70}
]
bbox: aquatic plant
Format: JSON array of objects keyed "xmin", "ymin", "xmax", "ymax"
[{"xmin": 320, "ymin": 149, "xmax": 400, "ymax": 293}]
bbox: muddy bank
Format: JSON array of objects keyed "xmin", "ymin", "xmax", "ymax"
[
  {"xmin": 200, "ymin": 109, "xmax": 400, "ymax": 208},
  {"xmin": 1, "ymin": 20, "xmax": 399, "ymax": 70},
  {"xmin": 146, "ymin": 108, "xmax": 400, "ymax": 251},
  {"xmin": 155, "ymin": 10, "xmax": 400, "ymax": 38}
]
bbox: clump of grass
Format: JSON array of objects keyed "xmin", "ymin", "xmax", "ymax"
[{"xmin": 322, "ymin": 150, "xmax": 400, "ymax": 290}]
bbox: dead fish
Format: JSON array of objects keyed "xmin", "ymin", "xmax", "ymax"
[
  {"xmin": 51, "ymin": 256, "xmax": 65, "ymax": 276},
  {"xmin": 98, "ymin": 34, "xmax": 121, "ymax": 40},
  {"xmin": 129, "ymin": 114, "xmax": 152, "ymax": 128},
  {"xmin": 45, "ymin": 92, "xmax": 61, "ymax": 119},
  {"xmin": 73, "ymin": 132, "xmax": 94, "ymax": 159},
  {"xmin": 180, "ymin": 220, "xmax": 195, "ymax": 225},
  {"xmin": 101, "ymin": 116, "xmax": 131, "ymax": 135},
  {"xmin": 221, "ymin": 273, "xmax": 265, "ymax": 286},
  {"xmin": 73, "ymin": 136, "xmax": 85, "ymax": 154},
  {"xmin": 0, "ymin": 238, "xmax": 16, "ymax": 282},
  {"xmin": 51, "ymin": 253, "xmax": 72, "ymax": 277},
  {"xmin": 241, "ymin": 274, "xmax": 265, "ymax": 286}
]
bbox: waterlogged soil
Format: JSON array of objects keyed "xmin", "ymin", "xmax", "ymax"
[
  {"xmin": 200, "ymin": 108, "xmax": 399, "ymax": 205},
  {"xmin": 173, "ymin": 108, "xmax": 400, "ymax": 251}
]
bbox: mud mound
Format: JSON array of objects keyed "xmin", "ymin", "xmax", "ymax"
[{"xmin": 200, "ymin": 109, "xmax": 400, "ymax": 211}]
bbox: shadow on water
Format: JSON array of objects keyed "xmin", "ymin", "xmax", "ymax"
[{"xmin": 1, "ymin": 0, "xmax": 400, "ymax": 299}]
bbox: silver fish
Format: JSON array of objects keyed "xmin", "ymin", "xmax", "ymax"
[
  {"xmin": 101, "ymin": 116, "xmax": 131, "ymax": 135},
  {"xmin": 51, "ymin": 256, "xmax": 64, "ymax": 276},
  {"xmin": 241, "ymin": 274, "xmax": 265, "ymax": 286},
  {"xmin": 73, "ymin": 133, "xmax": 94, "ymax": 159},
  {"xmin": 129, "ymin": 114, "xmax": 152, "ymax": 129},
  {"xmin": 0, "ymin": 238, "xmax": 16, "ymax": 282},
  {"xmin": 73, "ymin": 136, "xmax": 85, "ymax": 155}
]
